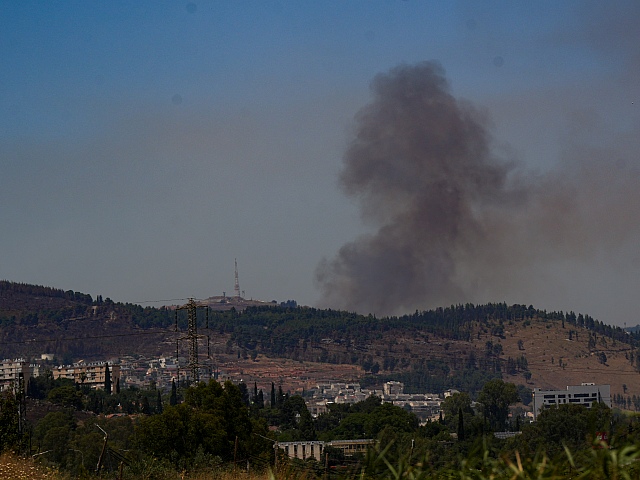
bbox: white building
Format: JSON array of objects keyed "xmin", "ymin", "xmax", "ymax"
[
  {"xmin": 278, "ymin": 439, "xmax": 376, "ymax": 462},
  {"xmin": 0, "ymin": 359, "xmax": 32, "ymax": 392},
  {"xmin": 532, "ymin": 383, "xmax": 611, "ymax": 420},
  {"xmin": 277, "ymin": 441, "xmax": 326, "ymax": 462},
  {"xmin": 383, "ymin": 381, "xmax": 404, "ymax": 396}
]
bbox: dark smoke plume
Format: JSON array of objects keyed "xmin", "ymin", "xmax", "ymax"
[{"xmin": 316, "ymin": 61, "xmax": 640, "ymax": 316}]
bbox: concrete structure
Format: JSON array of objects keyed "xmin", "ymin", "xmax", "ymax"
[
  {"xmin": 277, "ymin": 441, "xmax": 326, "ymax": 462},
  {"xmin": 327, "ymin": 439, "xmax": 376, "ymax": 456},
  {"xmin": 383, "ymin": 381, "xmax": 404, "ymax": 396},
  {"xmin": 278, "ymin": 439, "xmax": 376, "ymax": 462},
  {"xmin": 0, "ymin": 359, "xmax": 33, "ymax": 392},
  {"xmin": 53, "ymin": 362, "xmax": 121, "ymax": 390},
  {"xmin": 307, "ymin": 399, "xmax": 329, "ymax": 417},
  {"xmin": 494, "ymin": 431, "xmax": 522, "ymax": 440},
  {"xmin": 444, "ymin": 389, "xmax": 460, "ymax": 398},
  {"xmin": 307, "ymin": 381, "xmax": 443, "ymax": 423},
  {"xmin": 532, "ymin": 383, "xmax": 611, "ymax": 420}
]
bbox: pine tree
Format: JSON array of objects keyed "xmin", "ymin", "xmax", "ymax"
[
  {"xmin": 157, "ymin": 390, "xmax": 163, "ymax": 413},
  {"xmin": 170, "ymin": 379, "xmax": 177, "ymax": 406},
  {"xmin": 277, "ymin": 385, "xmax": 285, "ymax": 407},
  {"xmin": 104, "ymin": 363, "xmax": 111, "ymax": 395},
  {"xmin": 0, "ymin": 391, "xmax": 22, "ymax": 452},
  {"xmin": 457, "ymin": 407, "xmax": 465, "ymax": 441},
  {"xmin": 141, "ymin": 395, "xmax": 151, "ymax": 415},
  {"xmin": 299, "ymin": 406, "xmax": 317, "ymax": 440}
]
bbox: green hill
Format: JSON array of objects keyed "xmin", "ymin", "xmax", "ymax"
[{"xmin": 2, "ymin": 281, "xmax": 640, "ymax": 405}]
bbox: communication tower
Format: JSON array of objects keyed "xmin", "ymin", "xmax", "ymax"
[{"xmin": 234, "ymin": 258, "xmax": 241, "ymax": 298}]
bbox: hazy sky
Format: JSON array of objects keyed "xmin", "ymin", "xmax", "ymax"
[{"xmin": 1, "ymin": 2, "xmax": 639, "ymax": 326}]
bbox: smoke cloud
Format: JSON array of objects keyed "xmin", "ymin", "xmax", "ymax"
[{"xmin": 316, "ymin": 61, "xmax": 640, "ymax": 316}]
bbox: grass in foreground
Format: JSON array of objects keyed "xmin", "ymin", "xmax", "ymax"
[{"xmin": 0, "ymin": 452, "xmax": 62, "ymax": 480}]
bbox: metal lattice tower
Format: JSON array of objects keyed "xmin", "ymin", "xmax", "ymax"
[
  {"xmin": 234, "ymin": 258, "xmax": 241, "ymax": 298},
  {"xmin": 175, "ymin": 298, "xmax": 210, "ymax": 384}
]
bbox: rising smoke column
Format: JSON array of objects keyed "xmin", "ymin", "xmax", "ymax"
[
  {"xmin": 316, "ymin": 61, "xmax": 523, "ymax": 315},
  {"xmin": 317, "ymin": 61, "xmax": 640, "ymax": 318}
]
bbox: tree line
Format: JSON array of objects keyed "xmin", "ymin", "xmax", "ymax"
[{"xmin": 1, "ymin": 375, "xmax": 633, "ymax": 478}]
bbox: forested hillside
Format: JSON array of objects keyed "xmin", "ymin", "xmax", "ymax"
[
  {"xmin": 2, "ymin": 281, "xmax": 640, "ymax": 400},
  {"xmin": 6, "ymin": 282, "xmax": 640, "ymax": 478},
  {"xmin": 205, "ymin": 303, "xmax": 639, "ymax": 397},
  {"xmin": 0, "ymin": 281, "xmax": 175, "ymax": 361},
  {"xmin": 210, "ymin": 302, "xmax": 634, "ymax": 355}
]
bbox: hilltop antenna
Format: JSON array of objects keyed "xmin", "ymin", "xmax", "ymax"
[
  {"xmin": 175, "ymin": 298, "xmax": 210, "ymax": 384},
  {"xmin": 234, "ymin": 259, "xmax": 241, "ymax": 299}
]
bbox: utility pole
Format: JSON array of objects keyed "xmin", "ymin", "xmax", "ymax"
[
  {"xmin": 274, "ymin": 441, "xmax": 278, "ymax": 472},
  {"xmin": 95, "ymin": 424, "xmax": 108, "ymax": 474},
  {"xmin": 175, "ymin": 298, "xmax": 210, "ymax": 384},
  {"xmin": 16, "ymin": 371, "xmax": 26, "ymax": 454},
  {"xmin": 233, "ymin": 435, "xmax": 239, "ymax": 470},
  {"xmin": 324, "ymin": 452, "xmax": 329, "ymax": 480}
]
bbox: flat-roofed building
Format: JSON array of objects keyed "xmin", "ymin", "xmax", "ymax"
[
  {"xmin": 383, "ymin": 381, "xmax": 404, "ymax": 396},
  {"xmin": 532, "ymin": 383, "xmax": 611, "ymax": 420},
  {"xmin": 277, "ymin": 439, "xmax": 376, "ymax": 462},
  {"xmin": 277, "ymin": 441, "xmax": 325, "ymax": 462},
  {"xmin": 0, "ymin": 359, "xmax": 32, "ymax": 392},
  {"xmin": 53, "ymin": 362, "xmax": 120, "ymax": 390},
  {"xmin": 327, "ymin": 439, "xmax": 376, "ymax": 456}
]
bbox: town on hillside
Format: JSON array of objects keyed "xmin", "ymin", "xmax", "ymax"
[{"xmin": 0, "ymin": 354, "xmax": 612, "ymax": 428}]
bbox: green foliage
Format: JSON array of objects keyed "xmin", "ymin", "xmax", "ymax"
[
  {"xmin": 364, "ymin": 439, "xmax": 640, "ymax": 480},
  {"xmin": 477, "ymin": 379, "xmax": 520, "ymax": 431},
  {"xmin": 135, "ymin": 379, "xmax": 269, "ymax": 468},
  {"xmin": 12, "ymin": 376, "xmax": 639, "ymax": 480},
  {"xmin": 47, "ymin": 385, "xmax": 83, "ymax": 410},
  {"xmin": 316, "ymin": 396, "xmax": 419, "ymax": 443},
  {"xmin": 276, "ymin": 395, "xmax": 317, "ymax": 440},
  {"xmin": 517, "ymin": 384, "xmax": 533, "ymax": 406},
  {"xmin": 33, "ymin": 410, "xmax": 76, "ymax": 465},
  {"xmin": 441, "ymin": 392, "xmax": 473, "ymax": 420},
  {"xmin": 7, "ymin": 280, "xmax": 640, "ymax": 396},
  {"xmin": 169, "ymin": 379, "xmax": 177, "ymax": 406},
  {"xmin": 0, "ymin": 391, "xmax": 24, "ymax": 453},
  {"xmin": 510, "ymin": 402, "xmax": 612, "ymax": 458},
  {"xmin": 27, "ymin": 370, "xmax": 77, "ymax": 400},
  {"xmin": 104, "ymin": 363, "xmax": 112, "ymax": 395}
]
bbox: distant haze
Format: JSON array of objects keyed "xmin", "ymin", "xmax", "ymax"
[
  {"xmin": 317, "ymin": 61, "xmax": 640, "ymax": 317},
  {"xmin": 1, "ymin": 3, "xmax": 639, "ymax": 326}
]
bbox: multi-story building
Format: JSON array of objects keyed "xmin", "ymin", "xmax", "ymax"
[
  {"xmin": 532, "ymin": 383, "xmax": 611, "ymax": 420},
  {"xmin": 383, "ymin": 381, "xmax": 404, "ymax": 396},
  {"xmin": 0, "ymin": 359, "xmax": 33, "ymax": 392},
  {"xmin": 306, "ymin": 381, "xmax": 443, "ymax": 423},
  {"xmin": 53, "ymin": 362, "xmax": 120, "ymax": 390}
]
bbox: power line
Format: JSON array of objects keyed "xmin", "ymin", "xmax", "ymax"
[
  {"xmin": 0, "ymin": 298, "xmax": 193, "ymax": 311},
  {"xmin": 0, "ymin": 329, "xmax": 170, "ymax": 346},
  {"xmin": 131, "ymin": 298, "xmax": 191, "ymax": 304}
]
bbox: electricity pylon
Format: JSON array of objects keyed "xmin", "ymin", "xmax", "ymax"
[{"xmin": 175, "ymin": 298, "xmax": 210, "ymax": 384}]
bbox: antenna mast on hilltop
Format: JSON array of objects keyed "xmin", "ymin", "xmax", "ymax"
[{"xmin": 234, "ymin": 258, "xmax": 241, "ymax": 298}]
